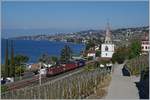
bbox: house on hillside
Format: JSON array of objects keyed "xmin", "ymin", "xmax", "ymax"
[
  {"xmin": 29, "ymin": 63, "xmax": 40, "ymax": 72},
  {"xmin": 87, "ymin": 50, "xmax": 96, "ymax": 60},
  {"xmin": 141, "ymin": 32, "xmax": 150, "ymax": 54},
  {"xmin": 95, "ymin": 45, "xmax": 100, "ymax": 51}
]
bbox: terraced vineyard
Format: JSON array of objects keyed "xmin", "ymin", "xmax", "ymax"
[
  {"xmin": 126, "ymin": 54, "xmax": 149, "ymax": 75},
  {"xmin": 1, "ymin": 67, "xmax": 111, "ymax": 99}
]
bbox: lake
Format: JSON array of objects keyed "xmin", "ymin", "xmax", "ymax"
[{"xmin": 1, "ymin": 39, "xmax": 85, "ymax": 64}]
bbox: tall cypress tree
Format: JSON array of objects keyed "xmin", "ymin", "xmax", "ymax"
[
  {"xmin": 10, "ymin": 40, "xmax": 15, "ymax": 77},
  {"xmin": 60, "ymin": 45, "xmax": 73, "ymax": 62},
  {"xmin": 4, "ymin": 39, "xmax": 9, "ymax": 77}
]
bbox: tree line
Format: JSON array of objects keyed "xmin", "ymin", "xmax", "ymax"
[
  {"xmin": 111, "ymin": 39, "xmax": 141, "ymax": 64},
  {"xmin": 2, "ymin": 39, "xmax": 29, "ymax": 78},
  {"xmin": 3, "ymin": 40, "xmax": 75, "ymax": 79},
  {"xmin": 39, "ymin": 45, "xmax": 73, "ymax": 64}
]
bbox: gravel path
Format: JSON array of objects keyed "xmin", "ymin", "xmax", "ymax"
[{"xmin": 105, "ymin": 63, "xmax": 139, "ymax": 99}]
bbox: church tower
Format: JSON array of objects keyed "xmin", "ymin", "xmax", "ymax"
[{"xmin": 101, "ymin": 22, "xmax": 114, "ymax": 58}]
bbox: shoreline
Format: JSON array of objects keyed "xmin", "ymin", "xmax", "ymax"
[{"xmin": 1, "ymin": 39, "xmax": 85, "ymax": 64}]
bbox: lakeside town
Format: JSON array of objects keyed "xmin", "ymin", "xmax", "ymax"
[
  {"xmin": 1, "ymin": 24, "xmax": 149, "ymax": 99},
  {"xmin": 1, "ymin": 1, "xmax": 149, "ymax": 99},
  {"xmin": 11, "ymin": 26, "xmax": 149, "ymax": 45}
]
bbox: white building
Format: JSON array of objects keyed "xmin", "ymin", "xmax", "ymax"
[
  {"xmin": 95, "ymin": 45, "xmax": 100, "ymax": 51},
  {"xmin": 39, "ymin": 68, "xmax": 47, "ymax": 75},
  {"xmin": 141, "ymin": 41, "xmax": 150, "ymax": 52},
  {"xmin": 141, "ymin": 33, "xmax": 150, "ymax": 54},
  {"xmin": 87, "ymin": 51, "xmax": 96, "ymax": 59},
  {"xmin": 101, "ymin": 23, "xmax": 115, "ymax": 58}
]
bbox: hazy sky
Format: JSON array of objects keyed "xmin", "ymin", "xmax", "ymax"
[{"xmin": 2, "ymin": 1, "xmax": 149, "ymax": 38}]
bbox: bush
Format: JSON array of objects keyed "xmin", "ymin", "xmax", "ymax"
[
  {"xmin": 112, "ymin": 52, "xmax": 125, "ymax": 64},
  {"xmin": 96, "ymin": 50, "xmax": 101, "ymax": 57},
  {"xmin": 87, "ymin": 56, "xmax": 93, "ymax": 61},
  {"xmin": 1, "ymin": 85, "xmax": 8, "ymax": 93},
  {"xmin": 128, "ymin": 40, "xmax": 141, "ymax": 59},
  {"xmin": 84, "ymin": 64, "xmax": 95, "ymax": 71},
  {"xmin": 100, "ymin": 59, "xmax": 110, "ymax": 65},
  {"xmin": 15, "ymin": 66, "xmax": 26, "ymax": 76},
  {"xmin": 111, "ymin": 46, "xmax": 130, "ymax": 64}
]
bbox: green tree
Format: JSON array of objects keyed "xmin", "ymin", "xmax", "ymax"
[
  {"xmin": 112, "ymin": 52, "xmax": 125, "ymax": 64},
  {"xmin": 60, "ymin": 45, "xmax": 73, "ymax": 62},
  {"xmin": 10, "ymin": 40, "xmax": 15, "ymax": 77},
  {"xmin": 111, "ymin": 46, "xmax": 129, "ymax": 64},
  {"xmin": 14, "ymin": 55, "xmax": 29, "ymax": 66},
  {"xmin": 96, "ymin": 50, "xmax": 101, "ymax": 57},
  {"xmin": 87, "ymin": 56, "xmax": 93, "ymax": 61},
  {"xmin": 85, "ymin": 39, "xmax": 95, "ymax": 50},
  {"xmin": 13, "ymin": 55, "xmax": 28, "ymax": 78},
  {"xmin": 15, "ymin": 65, "xmax": 26, "ymax": 76},
  {"xmin": 50, "ymin": 56, "xmax": 58, "ymax": 64},
  {"xmin": 128, "ymin": 40, "xmax": 141, "ymax": 59},
  {"xmin": 1, "ymin": 65, "xmax": 5, "ymax": 77},
  {"xmin": 4, "ymin": 39, "xmax": 9, "ymax": 77},
  {"xmin": 38, "ymin": 53, "xmax": 51, "ymax": 64}
]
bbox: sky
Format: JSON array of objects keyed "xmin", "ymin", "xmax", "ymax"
[{"xmin": 2, "ymin": 1, "xmax": 149, "ymax": 38}]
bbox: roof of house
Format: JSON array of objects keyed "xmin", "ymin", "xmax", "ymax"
[
  {"xmin": 87, "ymin": 50, "xmax": 96, "ymax": 54},
  {"xmin": 141, "ymin": 32, "xmax": 149, "ymax": 41},
  {"xmin": 30, "ymin": 63, "xmax": 40, "ymax": 71}
]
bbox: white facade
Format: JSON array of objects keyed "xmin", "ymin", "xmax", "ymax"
[
  {"xmin": 141, "ymin": 33, "xmax": 150, "ymax": 53},
  {"xmin": 39, "ymin": 68, "xmax": 46, "ymax": 75},
  {"xmin": 95, "ymin": 45, "xmax": 100, "ymax": 51},
  {"xmin": 101, "ymin": 22, "xmax": 115, "ymax": 58},
  {"xmin": 101, "ymin": 44, "xmax": 114, "ymax": 58},
  {"xmin": 87, "ymin": 53, "xmax": 96, "ymax": 59},
  {"xmin": 141, "ymin": 41, "xmax": 150, "ymax": 52}
]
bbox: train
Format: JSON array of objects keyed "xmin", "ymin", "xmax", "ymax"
[{"xmin": 46, "ymin": 59, "xmax": 85, "ymax": 77}]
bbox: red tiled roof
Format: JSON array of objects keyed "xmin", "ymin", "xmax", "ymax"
[
  {"xmin": 86, "ymin": 50, "xmax": 96, "ymax": 54},
  {"xmin": 30, "ymin": 63, "xmax": 40, "ymax": 70}
]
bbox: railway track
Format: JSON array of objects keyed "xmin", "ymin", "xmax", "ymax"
[
  {"xmin": 4, "ymin": 60, "xmax": 95, "ymax": 91},
  {"xmin": 5, "ymin": 66, "xmax": 83, "ymax": 91}
]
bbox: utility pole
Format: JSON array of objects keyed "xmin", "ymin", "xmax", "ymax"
[
  {"xmin": 4, "ymin": 39, "xmax": 9, "ymax": 78},
  {"xmin": 19, "ymin": 63, "xmax": 22, "ymax": 80},
  {"xmin": 39, "ymin": 62, "xmax": 41, "ymax": 85}
]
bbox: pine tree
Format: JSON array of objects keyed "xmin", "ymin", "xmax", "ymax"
[
  {"xmin": 4, "ymin": 39, "xmax": 9, "ymax": 77},
  {"xmin": 10, "ymin": 40, "xmax": 15, "ymax": 77},
  {"xmin": 60, "ymin": 45, "xmax": 73, "ymax": 62}
]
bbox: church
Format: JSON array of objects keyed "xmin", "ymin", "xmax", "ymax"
[{"xmin": 101, "ymin": 23, "xmax": 115, "ymax": 58}]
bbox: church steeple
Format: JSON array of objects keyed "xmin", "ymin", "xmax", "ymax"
[
  {"xmin": 101, "ymin": 22, "xmax": 114, "ymax": 58},
  {"xmin": 105, "ymin": 22, "xmax": 112, "ymax": 44}
]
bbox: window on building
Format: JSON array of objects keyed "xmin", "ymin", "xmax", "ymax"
[
  {"xmin": 145, "ymin": 46, "xmax": 147, "ymax": 49},
  {"xmin": 105, "ymin": 53, "xmax": 107, "ymax": 56},
  {"xmin": 105, "ymin": 46, "xmax": 108, "ymax": 51}
]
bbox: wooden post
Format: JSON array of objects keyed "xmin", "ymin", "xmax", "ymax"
[{"xmin": 39, "ymin": 62, "xmax": 41, "ymax": 86}]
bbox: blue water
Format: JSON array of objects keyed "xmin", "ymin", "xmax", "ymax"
[{"xmin": 1, "ymin": 39, "xmax": 85, "ymax": 63}]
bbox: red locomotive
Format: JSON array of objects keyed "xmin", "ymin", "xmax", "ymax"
[{"xmin": 46, "ymin": 60, "xmax": 85, "ymax": 77}]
